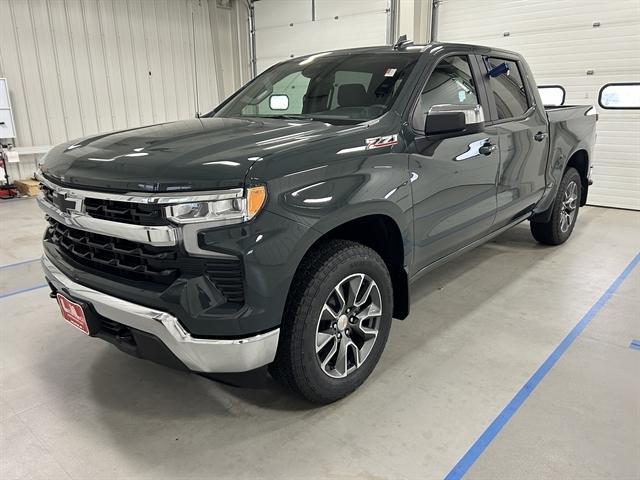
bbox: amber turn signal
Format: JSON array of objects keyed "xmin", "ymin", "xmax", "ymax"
[{"xmin": 246, "ymin": 186, "xmax": 266, "ymax": 219}]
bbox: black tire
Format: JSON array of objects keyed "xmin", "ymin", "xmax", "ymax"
[
  {"xmin": 269, "ymin": 239, "xmax": 393, "ymax": 404},
  {"xmin": 530, "ymin": 167, "xmax": 582, "ymax": 245}
]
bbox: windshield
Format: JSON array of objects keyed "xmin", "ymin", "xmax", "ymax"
[{"xmin": 213, "ymin": 52, "xmax": 420, "ymax": 125}]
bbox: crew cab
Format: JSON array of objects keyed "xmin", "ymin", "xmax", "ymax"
[{"xmin": 37, "ymin": 40, "xmax": 597, "ymax": 403}]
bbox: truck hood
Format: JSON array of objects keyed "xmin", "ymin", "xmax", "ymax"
[{"xmin": 41, "ymin": 117, "xmax": 347, "ymax": 192}]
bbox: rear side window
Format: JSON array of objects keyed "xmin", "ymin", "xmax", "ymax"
[
  {"xmin": 538, "ymin": 85, "xmax": 566, "ymax": 106},
  {"xmin": 486, "ymin": 58, "xmax": 529, "ymax": 119},
  {"xmin": 413, "ymin": 55, "xmax": 479, "ymax": 130},
  {"xmin": 599, "ymin": 83, "xmax": 640, "ymax": 109}
]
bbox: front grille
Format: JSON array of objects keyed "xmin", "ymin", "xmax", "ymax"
[
  {"xmin": 46, "ymin": 217, "xmax": 179, "ymax": 285},
  {"xmin": 45, "ymin": 218, "xmax": 245, "ymax": 305},
  {"xmin": 205, "ymin": 259, "xmax": 244, "ymax": 304},
  {"xmin": 41, "ymin": 183, "xmax": 54, "ymax": 203},
  {"xmin": 40, "ymin": 184, "xmax": 167, "ymax": 226},
  {"xmin": 84, "ymin": 197, "xmax": 166, "ymax": 226}
]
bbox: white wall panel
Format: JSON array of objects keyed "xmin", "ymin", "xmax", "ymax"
[
  {"xmin": 438, "ymin": 0, "xmax": 640, "ymax": 210},
  {"xmin": 0, "ymin": 0, "xmax": 250, "ymax": 180},
  {"xmin": 254, "ymin": 0, "xmax": 390, "ymax": 73}
]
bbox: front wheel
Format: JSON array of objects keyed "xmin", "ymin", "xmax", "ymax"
[
  {"xmin": 530, "ymin": 167, "xmax": 582, "ymax": 245},
  {"xmin": 270, "ymin": 240, "xmax": 393, "ymax": 404}
]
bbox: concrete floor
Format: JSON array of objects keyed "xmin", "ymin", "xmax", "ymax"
[{"xmin": 0, "ymin": 198, "xmax": 638, "ymax": 480}]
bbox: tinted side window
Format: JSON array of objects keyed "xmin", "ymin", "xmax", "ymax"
[
  {"xmin": 413, "ymin": 55, "xmax": 479, "ymax": 130},
  {"xmin": 486, "ymin": 58, "xmax": 529, "ymax": 119}
]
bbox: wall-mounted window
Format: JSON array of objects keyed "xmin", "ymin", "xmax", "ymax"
[
  {"xmin": 598, "ymin": 83, "xmax": 640, "ymax": 109},
  {"xmin": 538, "ymin": 85, "xmax": 566, "ymax": 106}
]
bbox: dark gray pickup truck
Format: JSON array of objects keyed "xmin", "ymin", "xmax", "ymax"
[{"xmin": 38, "ymin": 40, "xmax": 596, "ymax": 403}]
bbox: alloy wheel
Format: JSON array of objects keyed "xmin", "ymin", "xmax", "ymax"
[
  {"xmin": 315, "ymin": 273, "xmax": 382, "ymax": 379},
  {"xmin": 560, "ymin": 180, "xmax": 578, "ymax": 233}
]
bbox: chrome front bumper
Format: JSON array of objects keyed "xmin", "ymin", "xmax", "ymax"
[{"xmin": 42, "ymin": 255, "xmax": 279, "ymax": 373}]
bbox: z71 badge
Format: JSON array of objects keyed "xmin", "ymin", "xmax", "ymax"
[{"xmin": 365, "ymin": 135, "xmax": 399, "ymax": 149}]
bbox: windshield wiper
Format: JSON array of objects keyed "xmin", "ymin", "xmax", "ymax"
[{"xmin": 257, "ymin": 114, "xmax": 315, "ymax": 121}]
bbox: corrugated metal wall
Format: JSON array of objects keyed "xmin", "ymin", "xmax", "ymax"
[
  {"xmin": 437, "ymin": 0, "xmax": 640, "ymax": 210},
  {"xmin": 0, "ymin": 0, "xmax": 251, "ymax": 179}
]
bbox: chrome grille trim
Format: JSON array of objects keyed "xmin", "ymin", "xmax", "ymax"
[
  {"xmin": 37, "ymin": 173, "xmax": 244, "ymax": 204},
  {"xmin": 37, "ymin": 194, "xmax": 179, "ymax": 246},
  {"xmin": 35, "ymin": 173, "xmax": 247, "ymax": 249}
]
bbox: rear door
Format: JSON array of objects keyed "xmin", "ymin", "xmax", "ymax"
[
  {"xmin": 408, "ymin": 52, "xmax": 500, "ymax": 273},
  {"xmin": 479, "ymin": 55, "xmax": 550, "ymax": 227}
]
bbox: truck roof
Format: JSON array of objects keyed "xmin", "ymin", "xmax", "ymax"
[{"xmin": 293, "ymin": 42, "xmax": 522, "ymax": 61}]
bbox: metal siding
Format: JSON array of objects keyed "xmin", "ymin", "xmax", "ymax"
[
  {"xmin": 438, "ymin": 0, "xmax": 640, "ymax": 210},
  {"xmin": 0, "ymin": 0, "xmax": 251, "ymax": 181}
]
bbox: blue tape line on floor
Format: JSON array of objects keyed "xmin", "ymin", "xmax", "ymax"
[
  {"xmin": 630, "ymin": 340, "xmax": 640, "ymax": 351},
  {"xmin": 444, "ymin": 251, "xmax": 640, "ymax": 480},
  {"xmin": 0, "ymin": 258, "xmax": 41, "ymax": 270},
  {"xmin": 0, "ymin": 283, "xmax": 48, "ymax": 299}
]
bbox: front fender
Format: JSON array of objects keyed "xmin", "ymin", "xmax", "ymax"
[{"xmin": 265, "ymin": 151, "xmax": 414, "ymax": 264}]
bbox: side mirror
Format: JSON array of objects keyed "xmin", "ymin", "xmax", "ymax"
[
  {"xmin": 425, "ymin": 104, "xmax": 485, "ymax": 136},
  {"xmin": 269, "ymin": 94, "xmax": 289, "ymax": 110}
]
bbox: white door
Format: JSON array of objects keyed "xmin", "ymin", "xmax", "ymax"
[
  {"xmin": 438, "ymin": 0, "xmax": 640, "ymax": 210},
  {"xmin": 254, "ymin": 0, "xmax": 391, "ymax": 73}
]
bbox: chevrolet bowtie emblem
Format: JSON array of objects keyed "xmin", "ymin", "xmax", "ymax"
[{"xmin": 51, "ymin": 191, "xmax": 78, "ymax": 214}]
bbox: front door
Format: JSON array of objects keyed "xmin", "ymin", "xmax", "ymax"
[{"xmin": 408, "ymin": 54, "xmax": 500, "ymax": 274}]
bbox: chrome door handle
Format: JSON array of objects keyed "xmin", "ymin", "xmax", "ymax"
[
  {"xmin": 478, "ymin": 142, "xmax": 496, "ymax": 156},
  {"xmin": 534, "ymin": 131, "xmax": 548, "ymax": 142}
]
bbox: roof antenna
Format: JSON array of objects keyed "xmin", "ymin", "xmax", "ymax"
[{"xmin": 393, "ymin": 34, "xmax": 413, "ymax": 50}]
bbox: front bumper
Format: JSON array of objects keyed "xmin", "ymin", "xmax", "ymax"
[{"xmin": 42, "ymin": 254, "xmax": 279, "ymax": 373}]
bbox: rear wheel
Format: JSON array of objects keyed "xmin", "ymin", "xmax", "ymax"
[
  {"xmin": 269, "ymin": 240, "xmax": 393, "ymax": 404},
  {"xmin": 530, "ymin": 167, "xmax": 582, "ymax": 245}
]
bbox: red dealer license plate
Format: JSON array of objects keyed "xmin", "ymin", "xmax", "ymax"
[{"xmin": 56, "ymin": 293, "xmax": 90, "ymax": 335}]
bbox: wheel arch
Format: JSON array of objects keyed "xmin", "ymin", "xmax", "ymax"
[
  {"xmin": 565, "ymin": 149, "xmax": 590, "ymax": 206},
  {"xmin": 292, "ymin": 212, "xmax": 411, "ymax": 320}
]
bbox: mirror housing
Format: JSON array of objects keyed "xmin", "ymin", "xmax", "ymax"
[
  {"xmin": 269, "ymin": 94, "xmax": 289, "ymax": 110},
  {"xmin": 425, "ymin": 104, "xmax": 485, "ymax": 136}
]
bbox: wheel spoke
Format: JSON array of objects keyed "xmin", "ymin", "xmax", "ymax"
[
  {"xmin": 356, "ymin": 321, "xmax": 378, "ymax": 339},
  {"xmin": 560, "ymin": 212, "xmax": 568, "ymax": 232},
  {"xmin": 316, "ymin": 332, "xmax": 334, "ymax": 352},
  {"xmin": 354, "ymin": 281, "xmax": 374, "ymax": 308},
  {"xmin": 334, "ymin": 338, "xmax": 350, "ymax": 377},
  {"xmin": 347, "ymin": 274, "xmax": 365, "ymax": 306},
  {"xmin": 356, "ymin": 303, "xmax": 381, "ymax": 321},
  {"xmin": 349, "ymin": 342, "xmax": 361, "ymax": 368},
  {"xmin": 322, "ymin": 303, "xmax": 340, "ymax": 320},
  {"xmin": 320, "ymin": 339, "xmax": 338, "ymax": 369},
  {"xmin": 333, "ymin": 286, "xmax": 346, "ymax": 315}
]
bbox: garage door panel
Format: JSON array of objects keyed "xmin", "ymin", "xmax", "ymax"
[
  {"xmin": 439, "ymin": 0, "xmax": 640, "ymax": 210},
  {"xmin": 314, "ymin": 0, "xmax": 388, "ymax": 20},
  {"xmin": 255, "ymin": 0, "xmax": 387, "ymax": 74},
  {"xmin": 254, "ymin": 1, "xmax": 311, "ymax": 29},
  {"xmin": 439, "ymin": 0, "xmax": 638, "ymax": 35}
]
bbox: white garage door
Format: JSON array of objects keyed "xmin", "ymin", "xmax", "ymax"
[
  {"xmin": 254, "ymin": 0, "xmax": 391, "ymax": 73},
  {"xmin": 438, "ymin": 0, "xmax": 640, "ymax": 210}
]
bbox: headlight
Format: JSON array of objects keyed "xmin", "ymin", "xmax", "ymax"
[{"xmin": 165, "ymin": 186, "xmax": 266, "ymax": 225}]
